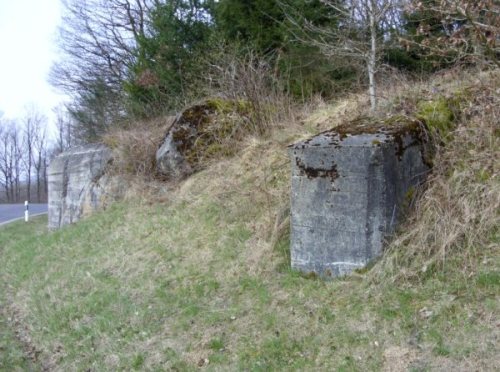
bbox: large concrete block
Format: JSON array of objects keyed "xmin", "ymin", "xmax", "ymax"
[
  {"xmin": 289, "ymin": 120, "xmax": 431, "ymax": 277},
  {"xmin": 48, "ymin": 145, "xmax": 113, "ymax": 229},
  {"xmin": 156, "ymin": 99, "xmax": 254, "ymax": 181}
]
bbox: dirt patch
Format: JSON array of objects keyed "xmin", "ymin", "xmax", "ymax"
[
  {"xmin": 1, "ymin": 300, "xmax": 44, "ymax": 369},
  {"xmin": 383, "ymin": 346, "xmax": 419, "ymax": 372}
]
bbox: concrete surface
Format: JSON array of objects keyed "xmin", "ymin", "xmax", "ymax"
[
  {"xmin": 48, "ymin": 145, "xmax": 113, "ymax": 229},
  {"xmin": 289, "ymin": 121, "xmax": 431, "ymax": 278}
]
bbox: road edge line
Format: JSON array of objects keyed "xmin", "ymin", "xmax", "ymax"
[{"xmin": 0, "ymin": 212, "xmax": 48, "ymax": 227}]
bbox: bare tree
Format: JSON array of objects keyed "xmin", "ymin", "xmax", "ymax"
[
  {"xmin": 33, "ymin": 124, "xmax": 47, "ymax": 203},
  {"xmin": 51, "ymin": 0, "xmax": 155, "ymax": 140},
  {"xmin": 0, "ymin": 123, "xmax": 9, "ymax": 201},
  {"xmin": 286, "ymin": 0, "xmax": 404, "ymax": 110},
  {"xmin": 54, "ymin": 106, "xmax": 75, "ymax": 153},
  {"xmin": 11, "ymin": 126, "xmax": 23, "ymax": 202},
  {"xmin": 22, "ymin": 106, "xmax": 46, "ymax": 202},
  {"xmin": 42, "ymin": 147, "xmax": 49, "ymax": 201},
  {"xmin": 0, "ymin": 121, "xmax": 24, "ymax": 202},
  {"xmin": 53, "ymin": 0, "xmax": 152, "ymax": 92},
  {"xmin": 0, "ymin": 113, "xmax": 50, "ymax": 203}
]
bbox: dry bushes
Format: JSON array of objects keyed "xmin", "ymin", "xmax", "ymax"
[
  {"xmin": 102, "ymin": 49, "xmax": 302, "ymax": 185},
  {"xmin": 102, "ymin": 116, "xmax": 174, "ymax": 179},
  {"xmin": 372, "ymin": 72, "xmax": 500, "ymax": 282},
  {"xmin": 201, "ymin": 47, "xmax": 297, "ymax": 134}
]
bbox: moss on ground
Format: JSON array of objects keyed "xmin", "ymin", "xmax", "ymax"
[{"xmin": 416, "ymin": 97, "xmax": 454, "ymax": 139}]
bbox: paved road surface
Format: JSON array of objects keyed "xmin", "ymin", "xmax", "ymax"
[{"xmin": 0, "ymin": 204, "xmax": 48, "ymax": 225}]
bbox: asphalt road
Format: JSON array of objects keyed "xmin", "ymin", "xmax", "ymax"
[{"xmin": 0, "ymin": 204, "xmax": 48, "ymax": 225}]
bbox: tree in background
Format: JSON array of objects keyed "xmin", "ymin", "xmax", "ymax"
[
  {"xmin": 54, "ymin": 106, "xmax": 75, "ymax": 154},
  {"xmin": 22, "ymin": 112, "xmax": 35, "ymax": 202},
  {"xmin": 382, "ymin": 0, "xmax": 450, "ymax": 72},
  {"xmin": 54, "ymin": 0, "xmax": 217, "ymax": 131},
  {"xmin": 0, "ymin": 122, "xmax": 13, "ymax": 201},
  {"xmin": 32, "ymin": 117, "xmax": 48, "ymax": 203},
  {"xmin": 125, "ymin": 0, "xmax": 215, "ymax": 116},
  {"xmin": 214, "ymin": 0, "xmax": 344, "ymax": 98},
  {"xmin": 0, "ymin": 113, "xmax": 50, "ymax": 203},
  {"xmin": 0, "ymin": 121, "xmax": 23, "ymax": 202},
  {"xmin": 21, "ymin": 106, "xmax": 47, "ymax": 202},
  {"xmin": 287, "ymin": 0, "xmax": 405, "ymax": 110},
  {"xmin": 65, "ymin": 78, "xmax": 124, "ymax": 142},
  {"xmin": 52, "ymin": 0, "xmax": 154, "ymax": 141},
  {"xmin": 402, "ymin": 0, "xmax": 499, "ymax": 67}
]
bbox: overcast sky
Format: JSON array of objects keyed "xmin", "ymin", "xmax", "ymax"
[{"xmin": 0, "ymin": 0, "xmax": 66, "ymax": 133}]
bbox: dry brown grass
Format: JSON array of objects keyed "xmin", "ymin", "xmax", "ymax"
[
  {"xmin": 102, "ymin": 116, "xmax": 174, "ymax": 179},
  {"xmin": 100, "ymin": 116, "xmax": 177, "ymax": 204},
  {"xmin": 371, "ymin": 69, "xmax": 500, "ymax": 282},
  {"xmin": 104, "ymin": 67, "xmax": 499, "ymax": 284}
]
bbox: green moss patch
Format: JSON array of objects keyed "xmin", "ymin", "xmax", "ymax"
[{"xmin": 416, "ymin": 98, "xmax": 455, "ymax": 139}]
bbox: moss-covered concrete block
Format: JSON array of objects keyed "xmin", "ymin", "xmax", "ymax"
[
  {"xmin": 289, "ymin": 119, "xmax": 431, "ymax": 278},
  {"xmin": 156, "ymin": 99, "xmax": 252, "ymax": 180}
]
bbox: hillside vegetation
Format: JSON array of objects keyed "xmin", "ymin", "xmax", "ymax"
[{"xmin": 1, "ymin": 69, "xmax": 499, "ymax": 371}]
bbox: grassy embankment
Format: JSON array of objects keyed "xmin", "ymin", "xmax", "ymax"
[{"xmin": 0, "ymin": 70, "xmax": 499, "ymax": 371}]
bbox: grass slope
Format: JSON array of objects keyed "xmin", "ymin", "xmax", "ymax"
[{"xmin": 1, "ymin": 71, "xmax": 499, "ymax": 371}]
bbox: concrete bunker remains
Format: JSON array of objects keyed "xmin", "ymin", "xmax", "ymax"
[
  {"xmin": 289, "ymin": 118, "xmax": 431, "ymax": 278},
  {"xmin": 48, "ymin": 144, "xmax": 115, "ymax": 229}
]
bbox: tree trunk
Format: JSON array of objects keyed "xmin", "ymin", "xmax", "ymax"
[
  {"xmin": 43, "ymin": 156, "xmax": 48, "ymax": 202},
  {"xmin": 27, "ymin": 165, "xmax": 31, "ymax": 202},
  {"xmin": 367, "ymin": 58, "xmax": 376, "ymax": 111},
  {"xmin": 368, "ymin": 0, "xmax": 377, "ymax": 111},
  {"xmin": 5, "ymin": 174, "xmax": 11, "ymax": 202},
  {"xmin": 3, "ymin": 183, "xmax": 9, "ymax": 202},
  {"xmin": 36, "ymin": 168, "xmax": 41, "ymax": 202},
  {"xmin": 12, "ymin": 175, "xmax": 19, "ymax": 203}
]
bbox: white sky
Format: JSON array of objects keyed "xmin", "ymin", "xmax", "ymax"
[{"xmin": 0, "ymin": 0, "xmax": 66, "ymax": 134}]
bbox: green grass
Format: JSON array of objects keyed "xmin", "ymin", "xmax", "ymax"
[
  {"xmin": 0, "ymin": 199, "xmax": 497, "ymax": 371},
  {"xmin": 0, "ymin": 217, "xmax": 46, "ymax": 372},
  {"xmin": 0, "ymin": 316, "xmax": 33, "ymax": 371},
  {"xmin": 0, "ymin": 297, "xmax": 36, "ymax": 371}
]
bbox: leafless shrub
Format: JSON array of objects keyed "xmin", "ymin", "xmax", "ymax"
[
  {"xmin": 199, "ymin": 45, "xmax": 297, "ymax": 134},
  {"xmin": 284, "ymin": 0, "xmax": 404, "ymax": 111}
]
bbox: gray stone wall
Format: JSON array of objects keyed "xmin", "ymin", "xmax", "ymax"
[
  {"xmin": 289, "ymin": 122, "xmax": 430, "ymax": 277},
  {"xmin": 48, "ymin": 145, "xmax": 113, "ymax": 229}
]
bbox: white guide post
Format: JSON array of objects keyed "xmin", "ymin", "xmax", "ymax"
[{"xmin": 25, "ymin": 200, "xmax": 29, "ymax": 222}]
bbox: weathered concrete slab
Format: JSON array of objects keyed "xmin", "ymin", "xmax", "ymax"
[
  {"xmin": 48, "ymin": 145, "xmax": 113, "ymax": 229},
  {"xmin": 156, "ymin": 99, "xmax": 253, "ymax": 181},
  {"xmin": 289, "ymin": 120, "xmax": 431, "ymax": 277},
  {"xmin": 156, "ymin": 123, "xmax": 193, "ymax": 181}
]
